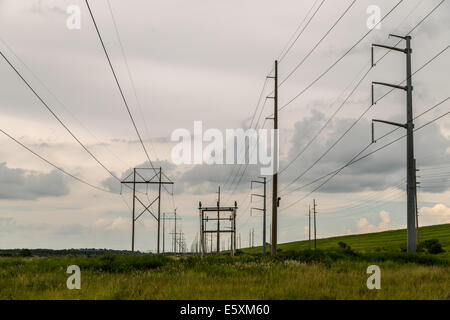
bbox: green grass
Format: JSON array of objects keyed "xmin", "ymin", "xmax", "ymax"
[
  {"xmin": 242, "ymin": 223, "xmax": 450, "ymax": 254},
  {"xmin": 0, "ymin": 224, "xmax": 449, "ymax": 300}
]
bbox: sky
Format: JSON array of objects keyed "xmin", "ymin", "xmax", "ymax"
[{"xmin": 0, "ymin": 0, "xmax": 449, "ymax": 252}]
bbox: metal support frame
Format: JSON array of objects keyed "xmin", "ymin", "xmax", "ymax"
[
  {"xmin": 199, "ymin": 201, "xmax": 238, "ymax": 258},
  {"xmin": 121, "ymin": 167, "xmax": 173, "ymax": 253},
  {"xmin": 251, "ymin": 177, "xmax": 267, "ymax": 255}
]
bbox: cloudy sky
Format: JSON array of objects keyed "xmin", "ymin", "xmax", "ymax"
[{"xmin": 0, "ymin": 0, "xmax": 449, "ymax": 251}]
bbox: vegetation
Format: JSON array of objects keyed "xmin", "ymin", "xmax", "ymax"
[
  {"xmin": 242, "ymin": 223, "xmax": 450, "ymax": 254},
  {"xmin": 0, "ymin": 224, "xmax": 448, "ymax": 300}
]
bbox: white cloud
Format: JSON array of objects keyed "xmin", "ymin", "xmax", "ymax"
[
  {"xmin": 357, "ymin": 210, "xmax": 393, "ymax": 234},
  {"xmin": 419, "ymin": 203, "xmax": 450, "ymax": 225}
]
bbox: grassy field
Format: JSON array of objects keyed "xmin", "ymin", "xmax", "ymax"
[
  {"xmin": 0, "ymin": 224, "xmax": 449, "ymax": 300},
  {"xmin": 243, "ymin": 223, "xmax": 450, "ymax": 254}
]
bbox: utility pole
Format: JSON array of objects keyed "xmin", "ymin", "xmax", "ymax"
[
  {"xmin": 308, "ymin": 205, "xmax": 311, "ymax": 250},
  {"xmin": 121, "ymin": 167, "xmax": 173, "ymax": 253},
  {"xmin": 414, "ymin": 159, "xmax": 420, "ymax": 244},
  {"xmin": 239, "ymin": 233, "xmax": 241, "ymax": 249},
  {"xmin": 157, "ymin": 168, "xmax": 162, "ymax": 253},
  {"xmin": 252, "ymin": 228, "xmax": 255, "ymax": 248},
  {"xmin": 270, "ymin": 223, "xmax": 272, "ymax": 246},
  {"xmin": 251, "ymin": 177, "xmax": 267, "ymax": 255},
  {"xmin": 313, "ymin": 199, "xmax": 317, "ymax": 249},
  {"xmin": 267, "ymin": 60, "xmax": 279, "ymax": 256},
  {"xmin": 217, "ymin": 186, "xmax": 220, "ymax": 255},
  {"xmin": 163, "ymin": 210, "xmax": 180, "ymax": 253},
  {"xmin": 131, "ymin": 169, "xmax": 136, "ymax": 252},
  {"xmin": 371, "ymin": 34, "xmax": 416, "ymax": 252}
]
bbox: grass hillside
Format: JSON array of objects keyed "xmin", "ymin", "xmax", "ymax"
[{"xmin": 243, "ymin": 223, "xmax": 450, "ymax": 254}]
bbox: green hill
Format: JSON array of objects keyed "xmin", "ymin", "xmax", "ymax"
[{"xmin": 243, "ymin": 223, "xmax": 450, "ymax": 253}]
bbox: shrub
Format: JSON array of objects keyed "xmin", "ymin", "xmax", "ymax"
[
  {"xmin": 418, "ymin": 239, "xmax": 444, "ymax": 254},
  {"xmin": 338, "ymin": 242, "xmax": 347, "ymax": 249}
]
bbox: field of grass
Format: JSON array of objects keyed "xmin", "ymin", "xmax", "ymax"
[
  {"xmin": 0, "ymin": 224, "xmax": 449, "ymax": 300},
  {"xmin": 243, "ymin": 223, "xmax": 450, "ymax": 254}
]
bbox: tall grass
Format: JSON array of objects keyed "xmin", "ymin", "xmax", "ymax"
[{"xmin": 0, "ymin": 249, "xmax": 448, "ymax": 300}]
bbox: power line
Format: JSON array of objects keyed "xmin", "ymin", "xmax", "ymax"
[
  {"xmin": 279, "ymin": 0, "xmax": 357, "ymax": 86},
  {"xmin": 280, "ymin": 99, "xmax": 450, "ymax": 211},
  {"xmin": 280, "ymin": 44, "xmax": 449, "ymax": 194},
  {"xmin": 85, "ymin": 0, "xmax": 156, "ymax": 172},
  {"xmin": 277, "ymin": 1, "xmax": 448, "ymax": 178},
  {"xmin": 280, "ymin": 97, "xmax": 450, "ymax": 200},
  {"xmin": 0, "ymin": 36, "xmax": 132, "ymax": 170},
  {"xmin": 106, "ymin": 0, "xmax": 160, "ymax": 162},
  {"xmin": 279, "ymin": 0, "xmax": 405, "ymax": 112},
  {"xmin": 0, "ymin": 48, "xmax": 122, "ymax": 184},
  {"xmin": 278, "ymin": 0, "xmax": 327, "ymax": 63},
  {"xmin": 0, "ymin": 128, "xmax": 114, "ymax": 194}
]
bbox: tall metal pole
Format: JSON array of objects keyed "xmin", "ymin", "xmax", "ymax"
[
  {"xmin": 371, "ymin": 34, "xmax": 416, "ymax": 252},
  {"xmin": 131, "ymin": 168, "xmax": 136, "ymax": 253},
  {"xmin": 313, "ymin": 199, "xmax": 317, "ymax": 249},
  {"xmin": 233, "ymin": 208, "xmax": 237, "ymax": 256},
  {"xmin": 405, "ymin": 36, "xmax": 416, "ymax": 253},
  {"xmin": 414, "ymin": 159, "xmax": 419, "ymax": 244},
  {"xmin": 263, "ymin": 177, "xmax": 267, "ymax": 255},
  {"xmin": 271, "ymin": 60, "xmax": 278, "ymax": 256},
  {"xmin": 157, "ymin": 168, "xmax": 162, "ymax": 254},
  {"xmin": 308, "ymin": 205, "xmax": 311, "ymax": 250},
  {"xmin": 174, "ymin": 209, "xmax": 177, "ymax": 254},
  {"xmin": 217, "ymin": 186, "xmax": 220, "ymax": 255},
  {"xmin": 162, "ymin": 212, "xmax": 165, "ymax": 253}
]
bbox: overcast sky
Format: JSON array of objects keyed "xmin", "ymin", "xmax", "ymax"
[{"xmin": 0, "ymin": 0, "xmax": 449, "ymax": 251}]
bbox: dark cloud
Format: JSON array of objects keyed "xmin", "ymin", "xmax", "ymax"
[
  {"xmin": 101, "ymin": 160, "xmax": 178, "ymax": 193},
  {"xmin": 281, "ymin": 110, "xmax": 450, "ymax": 193},
  {"xmin": 0, "ymin": 162, "xmax": 70, "ymax": 200}
]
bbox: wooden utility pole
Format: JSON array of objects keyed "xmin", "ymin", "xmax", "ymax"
[{"xmin": 371, "ymin": 34, "xmax": 416, "ymax": 252}]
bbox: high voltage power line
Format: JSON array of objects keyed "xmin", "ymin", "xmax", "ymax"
[
  {"xmin": 278, "ymin": 0, "xmax": 327, "ymax": 63},
  {"xmin": 278, "ymin": 0, "xmax": 404, "ymax": 113},
  {"xmin": 0, "ymin": 49, "xmax": 122, "ymax": 184},
  {"xmin": 279, "ymin": 0, "xmax": 357, "ymax": 86},
  {"xmin": 280, "ymin": 97, "xmax": 450, "ymax": 211},
  {"xmin": 85, "ymin": 0, "xmax": 157, "ymax": 173},
  {"xmin": 0, "ymin": 128, "xmax": 114, "ymax": 194},
  {"xmin": 227, "ymin": 0, "xmax": 414, "ymax": 203},
  {"xmin": 279, "ymin": 44, "xmax": 449, "ymax": 195}
]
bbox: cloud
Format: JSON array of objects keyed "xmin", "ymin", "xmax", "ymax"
[
  {"xmin": 281, "ymin": 110, "xmax": 450, "ymax": 194},
  {"xmin": 357, "ymin": 210, "xmax": 393, "ymax": 233},
  {"xmin": 101, "ymin": 160, "xmax": 177, "ymax": 193},
  {"xmin": 0, "ymin": 162, "xmax": 70, "ymax": 200},
  {"xmin": 419, "ymin": 203, "xmax": 450, "ymax": 225}
]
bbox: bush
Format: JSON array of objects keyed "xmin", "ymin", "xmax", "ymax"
[
  {"xmin": 418, "ymin": 239, "xmax": 444, "ymax": 254},
  {"xmin": 338, "ymin": 242, "xmax": 347, "ymax": 249}
]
